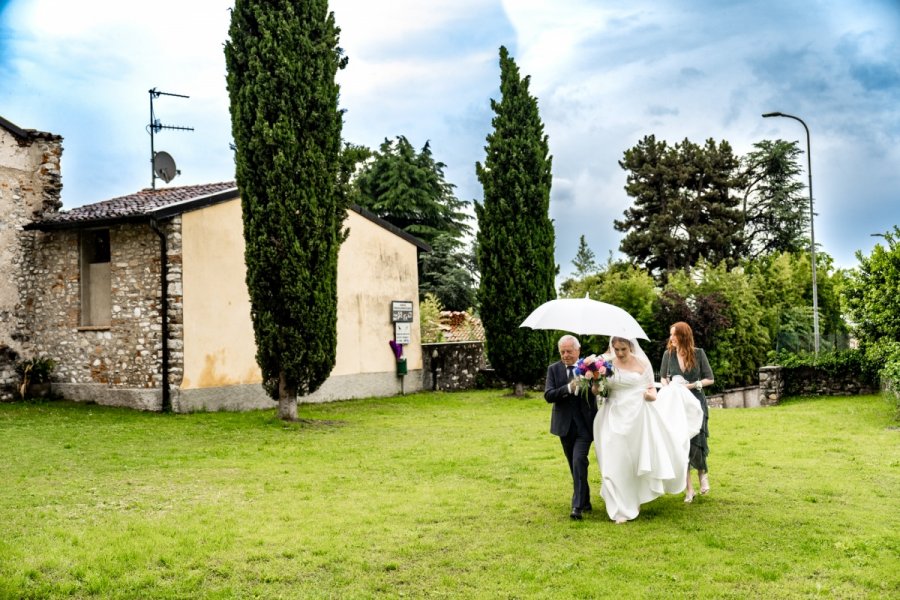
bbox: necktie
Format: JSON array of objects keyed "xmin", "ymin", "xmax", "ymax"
[{"xmin": 567, "ymin": 365, "xmax": 575, "ymax": 381}]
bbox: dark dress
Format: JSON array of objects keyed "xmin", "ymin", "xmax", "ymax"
[{"xmin": 659, "ymin": 348, "xmax": 714, "ymax": 471}]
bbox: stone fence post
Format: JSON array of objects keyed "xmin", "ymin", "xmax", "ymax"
[{"xmin": 758, "ymin": 365, "xmax": 783, "ymax": 406}]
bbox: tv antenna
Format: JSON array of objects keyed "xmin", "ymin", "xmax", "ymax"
[{"xmin": 147, "ymin": 88, "xmax": 194, "ymax": 189}]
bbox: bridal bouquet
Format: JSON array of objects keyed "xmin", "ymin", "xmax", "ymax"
[{"xmin": 574, "ymin": 355, "xmax": 614, "ymax": 400}]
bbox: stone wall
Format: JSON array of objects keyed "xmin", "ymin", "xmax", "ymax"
[
  {"xmin": 781, "ymin": 365, "xmax": 878, "ymax": 397},
  {"xmin": 421, "ymin": 342, "xmax": 487, "ymax": 392},
  {"xmin": 0, "ymin": 344, "xmax": 19, "ymax": 400},
  {"xmin": 20, "ymin": 218, "xmax": 184, "ymax": 410},
  {"xmin": 0, "ymin": 122, "xmax": 63, "ymax": 399}
]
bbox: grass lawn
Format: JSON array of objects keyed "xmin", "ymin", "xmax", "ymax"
[{"xmin": 1, "ymin": 391, "xmax": 898, "ymax": 599}]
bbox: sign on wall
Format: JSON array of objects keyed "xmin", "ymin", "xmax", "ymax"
[
  {"xmin": 394, "ymin": 322, "xmax": 411, "ymax": 345},
  {"xmin": 391, "ymin": 300, "xmax": 413, "ymax": 323}
]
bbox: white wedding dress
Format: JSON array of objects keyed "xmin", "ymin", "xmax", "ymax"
[{"xmin": 594, "ymin": 365, "xmax": 704, "ymax": 522}]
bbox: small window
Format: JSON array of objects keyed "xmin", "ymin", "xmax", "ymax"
[{"xmin": 80, "ymin": 229, "xmax": 111, "ymax": 327}]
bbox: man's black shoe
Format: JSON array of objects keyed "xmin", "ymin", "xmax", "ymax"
[
  {"xmin": 570, "ymin": 507, "xmax": 583, "ymax": 520},
  {"xmin": 581, "ymin": 503, "xmax": 593, "ymax": 512}
]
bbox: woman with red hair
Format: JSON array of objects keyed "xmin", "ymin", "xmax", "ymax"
[{"xmin": 659, "ymin": 321, "xmax": 715, "ymax": 503}]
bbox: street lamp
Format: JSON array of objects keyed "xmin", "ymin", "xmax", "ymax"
[{"xmin": 762, "ymin": 111, "xmax": 819, "ymax": 356}]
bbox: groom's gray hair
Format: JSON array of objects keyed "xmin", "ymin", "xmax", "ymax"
[{"xmin": 558, "ymin": 334, "xmax": 580, "ymax": 349}]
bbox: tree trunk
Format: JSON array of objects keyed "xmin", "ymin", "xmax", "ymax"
[
  {"xmin": 277, "ymin": 371, "xmax": 298, "ymax": 421},
  {"xmin": 513, "ymin": 381, "xmax": 525, "ymax": 397}
]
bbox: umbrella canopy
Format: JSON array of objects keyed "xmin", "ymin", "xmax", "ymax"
[{"xmin": 520, "ymin": 296, "xmax": 649, "ymax": 339}]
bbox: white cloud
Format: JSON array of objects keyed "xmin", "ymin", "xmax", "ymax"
[{"xmin": 1, "ymin": 0, "xmax": 897, "ymax": 272}]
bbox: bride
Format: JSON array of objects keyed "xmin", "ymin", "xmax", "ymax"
[{"xmin": 591, "ymin": 336, "xmax": 703, "ymax": 523}]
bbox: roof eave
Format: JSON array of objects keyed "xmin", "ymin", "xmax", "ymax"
[
  {"xmin": 23, "ymin": 186, "xmax": 241, "ymax": 232},
  {"xmin": 349, "ymin": 203, "xmax": 431, "ymax": 252}
]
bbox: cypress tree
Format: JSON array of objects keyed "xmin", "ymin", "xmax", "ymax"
[
  {"xmin": 475, "ymin": 46, "xmax": 556, "ymax": 395},
  {"xmin": 225, "ymin": 0, "xmax": 347, "ymax": 420}
]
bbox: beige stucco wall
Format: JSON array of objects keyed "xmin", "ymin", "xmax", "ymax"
[
  {"xmin": 181, "ymin": 200, "xmax": 259, "ymax": 389},
  {"xmin": 179, "ymin": 200, "xmax": 422, "ymax": 402},
  {"xmin": 336, "ymin": 210, "xmax": 422, "ymax": 375}
]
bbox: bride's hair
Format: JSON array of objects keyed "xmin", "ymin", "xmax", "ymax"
[
  {"xmin": 668, "ymin": 321, "xmax": 697, "ymax": 371},
  {"xmin": 610, "ymin": 336, "xmax": 633, "ymax": 352},
  {"xmin": 608, "ymin": 336, "xmax": 652, "ymax": 377}
]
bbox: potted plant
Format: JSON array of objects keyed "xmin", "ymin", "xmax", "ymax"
[{"xmin": 15, "ymin": 356, "xmax": 56, "ymax": 399}]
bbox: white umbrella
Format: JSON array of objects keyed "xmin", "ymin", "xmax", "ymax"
[{"xmin": 520, "ymin": 295, "xmax": 649, "ymax": 339}]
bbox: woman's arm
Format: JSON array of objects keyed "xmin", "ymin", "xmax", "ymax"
[
  {"xmin": 690, "ymin": 349, "xmax": 714, "ymax": 390},
  {"xmin": 659, "ymin": 350, "xmax": 670, "ymax": 385}
]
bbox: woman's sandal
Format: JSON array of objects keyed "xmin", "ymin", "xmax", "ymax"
[
  {"xmin": 684, "ymin": 490, "xmax": 695, "ymax": 503},
  {"xmin": 699, "ymin": 473, "xmax": 710, "ymax": 495}
]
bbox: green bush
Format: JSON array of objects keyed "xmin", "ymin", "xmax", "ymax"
[
  {"xmin": 860, "ymin": 339, "xmax": 900, "ymax": 419},
  {"xmin": 14, "ymin": 356, "xmax": 55, "ymax": 385},
  {"xmin": 420, "ymin": 293, "xmax": 444, "ymax": 343},
  {"xmin": 767, "ymin": 348, "xmax": 881, "ymax": 389},
  {"xmin": 14, "ymin": 356, "xmax": 56, "ymax": 400}
]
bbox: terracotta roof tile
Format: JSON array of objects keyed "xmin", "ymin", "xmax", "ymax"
[
  {"xmin": 439, "ymin": 311, "xmax": 485, "ymax": 342},
  {"xmin": 38, "ymin": 181, "xmax": 237, "ymax": 226}
]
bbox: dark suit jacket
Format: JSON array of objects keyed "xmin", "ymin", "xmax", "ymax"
[{"xmin": 544, "ymin": 361, "xmax": 599, "ymax": 438}]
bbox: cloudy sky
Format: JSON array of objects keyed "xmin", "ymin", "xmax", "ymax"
[{"xmin": 1, "ymin": 0, "xmax": 898, "ymax": 277}]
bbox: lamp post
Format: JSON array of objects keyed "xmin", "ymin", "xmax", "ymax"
[{"xmin": 762, "ymin": 111, "xmax": 819, "ymax": 356}]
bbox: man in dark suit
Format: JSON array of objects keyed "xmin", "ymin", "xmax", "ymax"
[{"xmin": 544, "ymin": 334, "xmax": 598, "ymax": 520}]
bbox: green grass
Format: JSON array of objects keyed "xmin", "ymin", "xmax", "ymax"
[{"xmin": 1, "ymin": 392, "xmax": 898, "ymax": 599}]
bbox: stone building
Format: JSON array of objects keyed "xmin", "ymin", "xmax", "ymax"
[
  {"xmin": 2, "ymin": 115, "xmax": 427, "ymax": 410},
  {"xmin": 0, "ymin": 116, "xmax": 63, "ymax": 399}
]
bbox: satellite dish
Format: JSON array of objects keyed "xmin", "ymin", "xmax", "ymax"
[{"xmin": 152, "ymin": 151, "xmax": 179, "ymax": 184}]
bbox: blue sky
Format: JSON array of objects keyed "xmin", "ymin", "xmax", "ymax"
[{"xmin": 1, "ymin": 0, "xmax": 898, "ymax": 276}]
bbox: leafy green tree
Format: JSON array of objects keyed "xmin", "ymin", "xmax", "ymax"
[
  {"xmin": 665, "ymin": 261, "xmax": 769, "ymax": 388},
  {"xmin": 225, "ymin": 0, "xmax": 347, "ymax": 420},
  {"xmin": 844, "ymin": 227, "xmax": 900, "ymax": 345},
  {"xmin": 651, "ymin": 289, "xmax": 732, "ymax": 366},
  {"xmin": 615, "ymin": 136, "xmax": 744, "ymax": 281},
  {"xmin": 419, "ymin": 234, "xmax": 477, "ymax": 311},
  {"xmin": 352, "ymin": 136, "xmax": 474, "ymax": 310},
  {"xmin": 741, "ymin": 139, "xmax": 809, "ymax": 259},
  {"xmin": 476, "ymin": 46, "xmax": 556, "ymax": 395},
  {"xmin": 745, "ymin": 251, "xmax": 849, "ymax": 353},
  {"xmin": 572, "ymin": 234, "xmax": 598, "ymax": 278},
  {"xmin": 559, "ymin": 262, "xmax": 658, "ymax": 355},
  {"xmin": 419, "ymin": 292, "xmax": 444, "ymax": 343}
]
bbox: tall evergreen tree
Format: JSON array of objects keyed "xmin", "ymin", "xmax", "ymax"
[
  {"xmin": 741, "ymin": 139, "xmax": 808, "ymax": 259},
  {"xmin": 225, "ymin": 0, "xmax": 347, "ymax": 420},
  {"xmin": 476, "ymin": 46, "xmax": 556, "ymax": 395},
  {"xmin": 352, "ymin": 136, "xmax": 475, "ymax": 310},
  {"xmin": 614, "ymin": 135, "xmax": 679, "ymax": 276},
  {"xmin": 615, "ymin": 136, "xmax": 744, "ymax": 282},
  {"xmin": 572, "ymin": 234, "xmax": 598, "ymax": 279},
  {"xmin": 354, "ymin": 136, "xmax": 470, "ymax": 246}
]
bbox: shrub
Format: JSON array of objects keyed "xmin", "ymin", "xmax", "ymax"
[
  {"xmin": 767, "ymin": 348, "xmax": 881, "ymax": 390},
  {"xmin": 420, "ymin": 293, "xmax": 444, "ymax": 343},
  {"xmin": 15, "ymin": 356, "xmax": 56, "ymax": 399},
  {"xmin": 860, "ymin": 339, "xmax": 900, "ymax": 419},
  {"xmin": 15, "ymin": 356, "xmax": 55, "ymax": 385}
]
